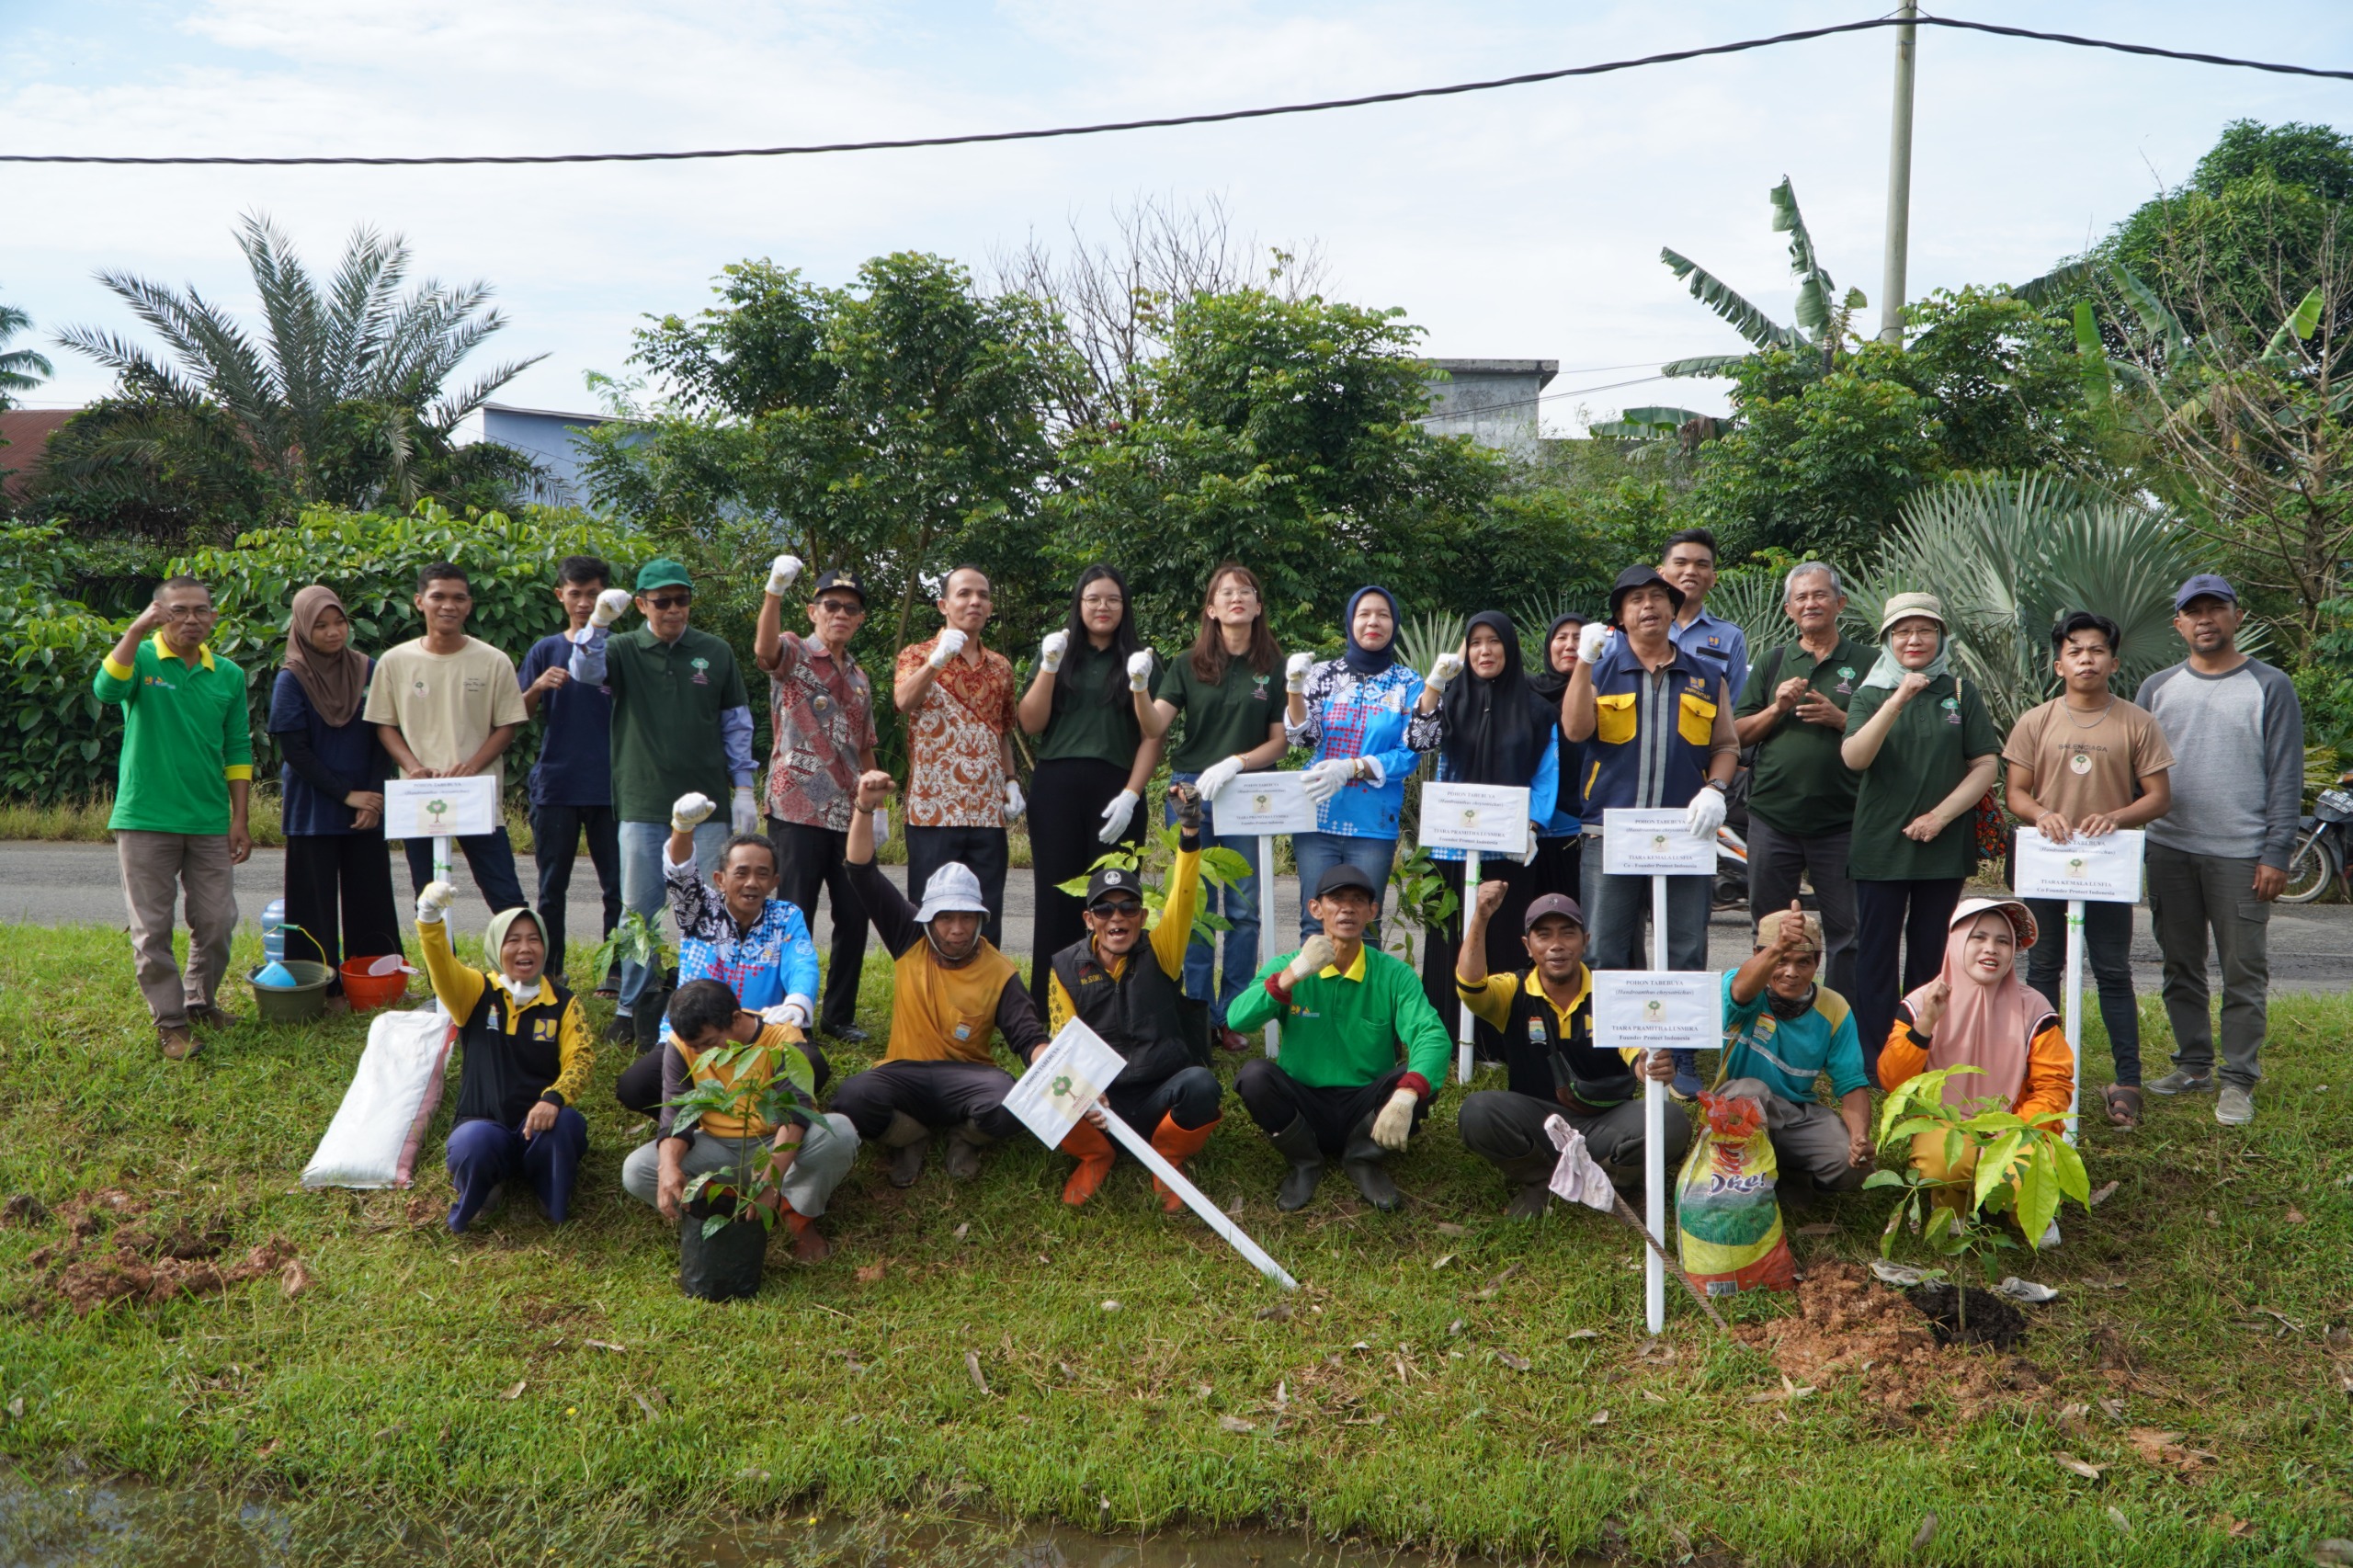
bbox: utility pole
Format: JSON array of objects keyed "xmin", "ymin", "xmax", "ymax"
[{"xmin": 1877, "ymin": 0, "xmax": 1919, "ymax": 346}]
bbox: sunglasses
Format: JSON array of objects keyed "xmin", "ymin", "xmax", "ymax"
[
  {"xmin": 814, "ymin": 597, "xmax": 865, "ymax": 615},
  {"xmin": 640, "ymin": 593, "xmax": 692, "ymax": 611},
  {"xmin": 1090, "ymin": 900, "xmax": 1144, "ymax": 917}
]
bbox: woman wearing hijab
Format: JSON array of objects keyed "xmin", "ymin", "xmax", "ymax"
[
  {"xmin": 1838, "ymin": 593, "xmax": 2002, "ymax": 1071},
  {"xmin": 1525, "ymin": 611, "xmax": 1592, "ymax": 901},
  {"xmin": 1017, "ymin": 564, "xmax": 1163, "ymax": 998},
  {"xmin": 1879, "ymin": 897, "xmax": 2074, "ymax": 1235},
  {"xmin": 268, "ymin": 585, "xmax": 399, "ymax": 1009},
  {"xmin": 1284, "ymin": 585, "xmax": 1426, "ymax": 942},
  {"xmin": 1408, "ymin": 612, "xmax": 1560, "ymax": 1046}
]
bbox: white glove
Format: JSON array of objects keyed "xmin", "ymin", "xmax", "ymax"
[
  {"xmin": 1300, "ymin": 757, "xmax": 1355, "ymax": 803},
  {"xmin": 1686, "ymin": 785, "xmax": 1727, "ymax": 841},
  {"xmin": 1577, "ymin": 621, "xmax": 1612, "ymax": 665},
  {"xmin": 1427, "ymin": 652, "xmax": 1464, "ymax": 694},
  {"xmin": 1097, "ymin": 789, "xmax": 1140, "ymax": 845},
  {"xmin": 1284, "ymin": 652, "xmax": 1314, "ymax": 695},
  {"xmin": 1195, "ymin": 755, "xmax": 1245, "ymax": 801},
  {"xmin": 1126, "ymin": 650, "xmax": 1154, "ymax": 693},
  {"xmin": 730, "ymin": 786, "xmax": 759, "ymax": 836},
  {"xmin": 1370, "ymin": 1086, "xmax": 1418, "ymax": 1153},
  {"xmin": 415, "ymin": 881, "xmax": 457, "ymax": 924},
  {"xmin": 928, "ymin": 629, "xmax": 968, "ymax": 669},
  {"xmin": 765, "ymin": 554, "xmax": 803, "ymax": 596},
  {"xmin": 1287, "ymin": 935, "xmax": 1337, "ymax": 983},
  {"xmin": 671, "ymin": 791, "xmax": 717, "ymax": 833},
  {"xmin": 1518, "ymin": 823, "xmax": 1540, "ymax": 866},
  {"xmin": 762, "ymin": 999, "xmax": 813, "ymax": 1030},
  {"xmin": 590, "ymin": 588, "xmax": 632, "ymax": 629},
  {"xmin": 1003, "ymin": 779, "xmax": 1026, "ymax": 821},
  {"xmin": 1039, "ymin": 630, "xmax": 1068, "ymax": 673}
]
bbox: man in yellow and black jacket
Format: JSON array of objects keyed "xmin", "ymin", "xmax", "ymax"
[
  {"xmin": 415, "ymin": 883, "xmax": 594, "ymax": 1233},
  {"xmin": 1041, "ymin": 783, "xmax": 1222, "ymax": 1209}
]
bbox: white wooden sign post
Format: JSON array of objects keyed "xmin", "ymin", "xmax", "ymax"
[
  {"xmin": 2013, "ymin": 827, "xmax": 2146, "ymax": 1145},
  {"xmin": 1600, "ymin": 807, "xmax": 1718, "ymax": 1334},
  {"xmin": 384, "ymin": 775, "xmax": 499, "ymax": 889},
  {"xmin": 1006, "ymin": 1020, "xmax": 1299, "ymax": 1289},
  {"xmin": 1421, "ymin": 781, "xmax": 1532, "ymax": 1085},
  {"xmin": 1222, "ymin": 774, "xmax": 1319, "ymax": 1060}
]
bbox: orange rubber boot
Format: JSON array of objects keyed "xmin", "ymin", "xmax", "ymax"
[
  {"xmin": 1149, "ymin": 1113, "xmax": 1220, "ymax": 1212},
  {"xmin": 1059, "ymin": 1120, "xmax": 1117, "ymax": 1206}
]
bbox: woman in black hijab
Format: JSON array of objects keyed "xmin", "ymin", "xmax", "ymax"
[{"xmin": 1525, "ymin": 610, "xmax": 1591, "ymax": 902}]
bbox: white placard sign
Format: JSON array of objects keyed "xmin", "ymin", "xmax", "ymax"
[
  {"xmin": 1218, "ymin": 772, "xmax": 1318, "ymax": 836},
  {"xmin": 384, "ymin": 775, "xmax": 499, "ymax": 839},
  {"xmin": 1002, "ymin": 1019, "xmax": 1127, "ymax": 1148},
  {"xmin": 2012, "ymin": 828, "xmax": 2146, "ymax": 903},
  {"xmin": 1419, "ymin": 782, "xmax": 1531, "ymax": 855},
  {"xmin": 1592, "ymin": 969, "xmax": 1722, "ymax": 1053},
  {"xmin": 1600, "ymin": 807, "xmax": 1716, "ymax": 876}
]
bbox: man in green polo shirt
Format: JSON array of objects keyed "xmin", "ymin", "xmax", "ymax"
[
  {"xmin": 93, "ymin": 575, "xmax": 256, "ymax": 1060},
  {"xmin": 1733, "ymin": 562, "xmax": 1871, "ymax": 1000},
  {"xmin": 567, "ymin": 558, "xmax": 756, "ymax": 1037},
  {"xmin": 1228, "ymin": 862, "xmax": 1453, "ymax": 1212}
]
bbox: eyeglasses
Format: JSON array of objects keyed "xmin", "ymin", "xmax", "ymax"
[
  {"xmin": 1091, "ymin": 900, "xmax": 1144, "ymax": 917},
  {"xmin": 814, "ymin": 598, "xmax": 865, "ymax": 616},
  {"xmin": 161, "ymin": 604, "xmax": 217, "ymax": 619},
  {"xmin": 641, "ymin": 593, "xmax": 692, "ymax": 611},
  {"xmin": 1080, "ymin": 595, "xmax": 1124, "ymax": 609}
]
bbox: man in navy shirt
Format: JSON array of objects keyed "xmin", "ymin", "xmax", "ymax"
[{"xmin": 518, "ymin": 556, "xmax": 624, "ymax": 995}]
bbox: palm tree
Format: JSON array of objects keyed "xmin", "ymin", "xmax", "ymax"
[
  {"xmin": 1658, "ymin": 178, "xmax": 1869, "ymax": 379},
  {"xmin": 0, "ymin": 297, "xmax": 53, "ymax": 407},
  {"xmin": 56, "ymin": 213, "xmax": 545, "ymax": 506}
]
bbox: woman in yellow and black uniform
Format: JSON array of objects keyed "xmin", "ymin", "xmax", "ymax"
[{"xmin": 415, "ymin": 884, "xmax": 594, "ymax": 1233}]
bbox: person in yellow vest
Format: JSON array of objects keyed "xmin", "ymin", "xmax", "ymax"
[
  {"xmin": 620, "ymin": 977, "xmax": 857, "ymax": 1262},
  {"xmin": 829, "ymin": 770, "xmax": 1049, "ymax": 1186}
]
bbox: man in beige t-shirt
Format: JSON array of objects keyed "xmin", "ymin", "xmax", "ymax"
[
  {"xmin": 365, "ymin": 562, "xmax": 531, "ymax": 914},
  {"xmin": 2002, "ymin": 609, "xmax": 2175, "ymax": 1126}
]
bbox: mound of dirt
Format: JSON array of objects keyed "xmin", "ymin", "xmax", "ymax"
[
  {"xmin": 15, "ymin": 1187, "xmax": 302, "ymax": 1317},
  {"xmin": 1734, "ymin": 1261, "xmax": 2052, "ymax": 1423},
  {"xmin": 1904, "ymin": 1282, "xmax": 2029, "ymax": 1349}
]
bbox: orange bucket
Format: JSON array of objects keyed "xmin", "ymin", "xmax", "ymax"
[{"xmin": 339, "ymin": 955, "xmax": 413, "ymax": 1012}]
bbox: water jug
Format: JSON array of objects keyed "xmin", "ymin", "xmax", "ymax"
[{"xmin": 263, "ymin": 899, "xmax": 288, "ymax": 963}]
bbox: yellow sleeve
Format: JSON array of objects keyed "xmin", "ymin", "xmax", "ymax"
[
  {"xmin": 1150, "ymin": 846, "xmax": 1202, "ymax": 978},
  {"xmin": 224, "ymin": 765, "xmax": 254, "ymax": 781},
  {"xmin": 100, "ymin": 653, "xmax": 136, "ymax": 682},
  {"xmin": 547, "ymin": 997, "xmax": 595, "ymax": 1108},
  {"xmin": 1455, "ymin": 971, "xmax": 1520, "ymax": 1031},
  {"xmin": 2018, "ymin": 1020, "xmax": 2075, "ymax": 1128},
  {"xmin": 416, "ymin": 918, "xmax": 487, "ymax": 1021},
  {"xmin": 1047, "ymin": 970, "xmax": 1075, "ymax": 1036}
]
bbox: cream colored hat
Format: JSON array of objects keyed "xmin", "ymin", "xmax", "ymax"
[
  {"xmin": 1878, "ymin": 591, "xmax": 1948, "ymax": 634},
  {"xmin": 1756, "ymin": 906, "xmax": 1823, "ymax": 954}
]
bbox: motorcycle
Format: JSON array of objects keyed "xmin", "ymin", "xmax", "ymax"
[{"xmin": 2283, "ymin": 765, "xmax": 2353, "ymax": 904}]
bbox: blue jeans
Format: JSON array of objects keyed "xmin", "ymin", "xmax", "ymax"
[
  {"xmin": 616, "ymin": 818, "xmax": 730, "ymax": 1012},
  {"xmin": 1290, "ymin": 832, "xmax": 1398, "ymax": 945},
  {"xmin": 1172, "ymin": 772, "xmax": 1263, "ymax": 1028}
]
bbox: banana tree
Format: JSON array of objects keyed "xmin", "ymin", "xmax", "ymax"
[{"xmin": 1658, "ymin": 177, "xmax": 1869, "ymax": 380}]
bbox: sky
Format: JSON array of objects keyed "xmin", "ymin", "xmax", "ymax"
[{"xmin": 6, "ymin": 0, "xmax": 2353, "ymax": 434}]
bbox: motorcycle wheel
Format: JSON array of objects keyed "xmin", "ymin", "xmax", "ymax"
[{"xmin": 2280, "ymin": 830, "xmax": 2338, "ymax": 904}]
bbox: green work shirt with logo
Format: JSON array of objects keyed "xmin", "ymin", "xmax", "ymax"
[
  {"xmin": 1152, "ymin": 650, "xmax": 1282, "ymax": 773},
  {"xmin": 93, "ymin": 633, "xmax": 256, "ymax": 836},
  {"xmin": 1034, "ymin": 642, "xmax": 1143, "ymax": 767},
  {"xmin": 601, "ymin": 626, "xmax": 750, "ymax": 824},
  {"xmin": 1735, "ymin": 635, "xmax": 1872, "ymax": 838},
  {"xmin": 1842, "ymin": 673, "xmax": 2000, "ymax": 882}
]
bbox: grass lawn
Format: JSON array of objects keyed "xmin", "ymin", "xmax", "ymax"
[{"xmin": 2, "ymin": 919, "xmax": 2349, "ymax": 1566}]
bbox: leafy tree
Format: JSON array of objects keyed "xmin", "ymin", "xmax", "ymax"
[{"xmin": 1658, "ymin": 177, "xmax": 1867, "ymax": 381}]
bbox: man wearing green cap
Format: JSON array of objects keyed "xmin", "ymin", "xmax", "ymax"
[{"xmin": 568, "ymin": 558, "xmax": 756, "ymax": 1033}]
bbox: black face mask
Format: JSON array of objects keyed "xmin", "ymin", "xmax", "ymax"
[{"xmin": 1768, "ymin": 983, "xmax": 1818, "ymax": 1021}]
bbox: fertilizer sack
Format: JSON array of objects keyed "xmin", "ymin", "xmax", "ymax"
[
  {"xmin": 1674, "ymin": 1088, "xmax": 1797, "ymax": 1296},
  {"xmin": 301, "ymin": 1006, "xmax": 454, "ymax": 1189}
]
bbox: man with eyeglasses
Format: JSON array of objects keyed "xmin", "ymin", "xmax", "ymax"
[
  {"xmin": 568, "ymin": 558, "xmax": 756, "ymax": 1039},
  {"xmin": 756, "ymin": 556, "xmax": 880, "ymax": 1043},
  {"xmin": 94, "ymin": 575, "xmax": 256, "ymax": 1059}
]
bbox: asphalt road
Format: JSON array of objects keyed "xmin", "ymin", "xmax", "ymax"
[{"xmin": 5, "ymin": 839, "xmax": 2349, "ymax": 993}]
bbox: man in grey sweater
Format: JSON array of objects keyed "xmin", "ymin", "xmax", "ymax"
[{"xmin": 2135, "ymin": 574, "xmax": 2304, "ymax": 1127}]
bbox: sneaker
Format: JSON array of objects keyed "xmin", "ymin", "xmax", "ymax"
[
  {"xmin": 2146, "ymin": 1069, "xmax": 2214, "ymax": 1096},
  {"xmin": 2216, "ymin": 1085, "xmax": 2255, "ymax": 1126}
]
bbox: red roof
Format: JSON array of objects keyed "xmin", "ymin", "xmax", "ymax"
[{"xmin": 0, "ymin": 408, "xmax": 75, "ymax": 505}]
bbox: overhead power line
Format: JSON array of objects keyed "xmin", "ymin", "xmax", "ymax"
[{"xmin": 3, "ymin": 14, "xmax": 2347, "ymax": 167}]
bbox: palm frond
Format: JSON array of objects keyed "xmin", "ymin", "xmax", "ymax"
[
  {"xmin": 1658, "ymin": 353, "xmax": 1751, "ymax": 380},
  {"xmin": 2009, "ymin": 259, "xmax": 2098, "ymax": 308},
  {"xmin": 1397, "ymin": 611, "xmax": 1466, "ymax": 681},
  {"xmin": 1660, "ymin": 248, "xmax": 1802, "ymax": 354},
  {"xmin": 1769, "ymin": 177, "xmax": 1837, "ymax": 337},
  {"xmin": 1705, "ymin": 570, "xmax": 1801, "ymax": 658}
]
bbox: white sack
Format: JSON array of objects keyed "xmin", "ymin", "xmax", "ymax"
[{"xmin": 301, "ymin": 1006, "xmax": 454, "ymax": 1189}]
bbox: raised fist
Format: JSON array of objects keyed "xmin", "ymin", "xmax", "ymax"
[
  {"xmin": 416, "ymin": 881, "xmax": 458, "ymax": 923},
  {"xmin": 1284, "ymin": 652, "xmax": 1314, "ymax": 694},
  {"xmin": 1288, "ymin": 935, "xmax": 1338, "ymax": 983},
  {"xmin": 590, "ymin": 588, "xmax": 632, "ymax": 629},
  {"xmin": 766, "ymin": 555, "xmax": 803, "ymax": 596},
  {"xmin": 1126, "ymin": 649, "xmax": 1154, "ymax": 693},
  {"xmin": 928, "ymin": 628, "xmax": 969, "ymax": 669},
  {"xmin": 1039, "ymin": 630, "xmax": 1069, "ymax": 673},
  {"xmin": 670, "ymin": 792, "xmax": 717, "ymax": 833}
]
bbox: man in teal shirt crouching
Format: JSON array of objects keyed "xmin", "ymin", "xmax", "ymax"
[{"xmin": 1713, "ymin": 902, "xmax": 1876, "ymax": 1202}]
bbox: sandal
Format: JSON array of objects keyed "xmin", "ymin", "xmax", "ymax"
[{"xmin": 2103, "ymin": 1084, "xmax": 2143, "ymax": 1130}]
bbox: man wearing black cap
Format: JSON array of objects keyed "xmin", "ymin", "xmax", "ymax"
[
  {"xmin": 1562, "ymin": 565, "xmax": 1739, "ymax": 1101},
  {"xmin": 1453, "ymin": 879, "xmax": 1685, "ymax": 1217},
  {"xmin": 1227, "ymin": 861, "xmax": 1453, "ymax": 1211},
  {"xmin": 1040, "ymin": 784, "xmax": 1224, "ymax": 1209},
  {"xmin": 756, "ymin": 555, "xmax": 881, "ymax": 1042}
]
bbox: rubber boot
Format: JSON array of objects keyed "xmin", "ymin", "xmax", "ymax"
[
  {"xmin": 944, "ymin": 1118, "xmax": 995, "ymax": 1181},
  {"xmin": 1341, "ymin": 1111, "xmax": 1402, "ymax": 1211},
  {"xmin": 1059, "ymin": 1120, "xmax": 1117, "ymax": 1206},
  {"xmin": 1149, "ymin": 1113, "xmax": 1220, "ymax": 1213},
  {"xmin": 1495, "ymin": 1152, "xmax": 1556, "ymax": 1219},
  {"xmin": 1268, "ymin": 1116, "xmax": 1324, "ymax": 1211},
  {"xmin": 880, "ymin": 1112, "xmax": 929, "ymax": 1188}
]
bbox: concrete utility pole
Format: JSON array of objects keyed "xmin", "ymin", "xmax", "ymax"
[{"xmin": 1877, "ymin": 0, "xmax": 1919, "ymax": 346}]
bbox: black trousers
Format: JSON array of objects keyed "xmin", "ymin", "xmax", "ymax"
[
  {"xmin": 282, "ymin": 832, "xmax": 403, "ymax": 994},
  {"xmin": 1234, "ymin": 1058, "xmax": 1427, "ymax": 1157},
  {"xmin": 830, "ymin": 1058, "xmax": 1022, "ymax": 1142},
  {"xmin": 1108, "ymin": 1064, "xmax": 1223, "ymax": 1132},
  {"xmin": 1028, "ymin": 756, "xmax": 1146, "ymax": 998},
  {"xmin": 1851, "ymin": 877, "xmax": 1963, "ymax": 1073},
  {"xmin": 904, "ymin": 825, "xmax": 1010, "ymax": 951},
  {"xmin": 614, "ymin": 1036, "xmax": 832, "ymax": 1119},
  {"xmin": 1532, "ymin": 833, "xmax": 1583, "ymax": 903},
  {"xmin": 769, "ymin": 817, "xmax": 870, "ymax": 1034},
  {"xmin": 401, "ymin": 827, "xmax": 528, "ymax": 916},
  {"xmin": 1417, "ymin": 855, "xmax": 1536, "ymax": 1062},
  {"xmin": 529, "ymin": 801, "xmax": 620, "ymax": 982}
]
